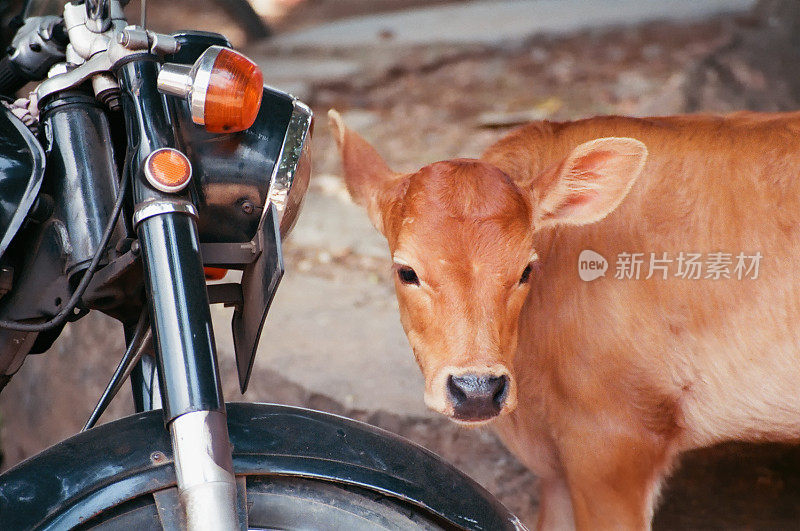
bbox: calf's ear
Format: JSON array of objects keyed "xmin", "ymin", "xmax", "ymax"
[
  {"xmin": 531, "ymin": 137, "xmax": 647, "ymax": 228},
  {"xmin": 328, "ymin": 109, "xmax": 407, "ymax": 235}
]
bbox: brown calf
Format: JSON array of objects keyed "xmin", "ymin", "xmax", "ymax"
[{"xmin": 329, "ymin": 109, "xmax": 800, "ymax": 529}]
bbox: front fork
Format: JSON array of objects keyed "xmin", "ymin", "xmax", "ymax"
[{"xmin": 116, "ymin": 56, "xmax": 242, "ymax": 530}]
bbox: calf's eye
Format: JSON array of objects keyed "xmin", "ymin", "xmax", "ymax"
[
  {"xmin": 397, "ymin": 266, "xmax": 420, "ymax": 286},
  {"xmin": 519, "ymin": 264, "xmax": 533, "ymax": 284}
]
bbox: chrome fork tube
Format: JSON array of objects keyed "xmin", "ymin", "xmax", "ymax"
[{"xmin": 170, "ymin": 411, "xmax": 239, "ymax": 531}]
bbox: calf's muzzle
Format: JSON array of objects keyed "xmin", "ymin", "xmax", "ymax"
[{"xmin": 447, "ymin": 373, "xmax": 509, "ymax": 421}]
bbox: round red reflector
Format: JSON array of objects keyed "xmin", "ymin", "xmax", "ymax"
[
  {"xmin": 203, "ymin": 48, "xmax": 263, "ymax": 133},
  {"xmin": 145, "ymin": 148, "xmax": 192, "ymax": 193}
]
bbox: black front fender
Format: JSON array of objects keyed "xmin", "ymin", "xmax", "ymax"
[{"xmin": 0, "ymin": 402, "xmax": 523, "ymax": 530}]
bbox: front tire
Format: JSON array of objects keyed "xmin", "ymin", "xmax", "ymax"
[{"xmin": 78, "ymin": 475, "xmax": 449, "ymax": 530}]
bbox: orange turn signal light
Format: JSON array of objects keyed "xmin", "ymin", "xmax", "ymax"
[
  {"xmin": 144, "ymin": 148, "xmax": 192, "ymax": 193},
  {"xmin": 157, "ymin": 46, "xmax": 264, "ymax": 134},
  {"xmin": 202, "ymin": 48, "xmax": 264, "ymax": 133}
]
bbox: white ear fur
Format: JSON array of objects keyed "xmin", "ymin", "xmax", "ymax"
[{"xmin": 328, "ymin": 109, "xmax": 346, "ymax": 147}]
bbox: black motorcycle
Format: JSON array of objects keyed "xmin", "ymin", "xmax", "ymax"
[{"xmin": 0, "ymin": 1, "xmax": 524, "ymax": 529}]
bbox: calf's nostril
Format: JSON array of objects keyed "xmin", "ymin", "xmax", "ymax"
[
  {"xmin": 491, "ymin": 375, "xmax": 509, "ymax": 407},
  {"xmin": 447, "ymin": 375, "xmax": 468, "ymax": 405}
]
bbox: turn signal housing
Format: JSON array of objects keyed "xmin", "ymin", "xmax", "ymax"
[{"xmin": 157, "ymin": 46, "xmax": 264, "ymax": 133}]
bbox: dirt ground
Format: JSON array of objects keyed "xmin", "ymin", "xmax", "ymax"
[{"xmin": 3, "ymin": 2, "xmax": 800, "ymax": 529}]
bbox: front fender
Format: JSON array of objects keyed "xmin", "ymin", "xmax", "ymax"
[{"xmin": 0, "ymin": 402, "xmax": 523, "ymax": 530}]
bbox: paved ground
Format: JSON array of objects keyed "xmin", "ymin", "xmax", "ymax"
[{"xmin": 271, "ymin": 0, "xmax": 755, "ymax": 50}]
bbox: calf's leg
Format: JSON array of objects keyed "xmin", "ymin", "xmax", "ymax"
[{"xmin": 558, "ymin": 428, "xmax": 674, "ymax": 530}]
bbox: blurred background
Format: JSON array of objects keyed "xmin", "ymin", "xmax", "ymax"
[{"xmin": 3, "ymin": 0, "xmax": 800, "ymax": 528}]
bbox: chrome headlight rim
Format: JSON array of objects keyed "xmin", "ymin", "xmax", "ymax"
[{"xmin": 267, "ymin": 98, "xmax": 312, "ymax": 239}]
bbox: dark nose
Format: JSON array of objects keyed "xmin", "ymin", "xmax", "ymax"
[{"xmin": 447, "ymin": 374, "xmax": 509, "ymax": 421}]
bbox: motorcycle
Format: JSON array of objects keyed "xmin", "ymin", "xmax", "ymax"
[{"xmin": 0, "ymin": 1, "xmax": 525, "ymax": 529}]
